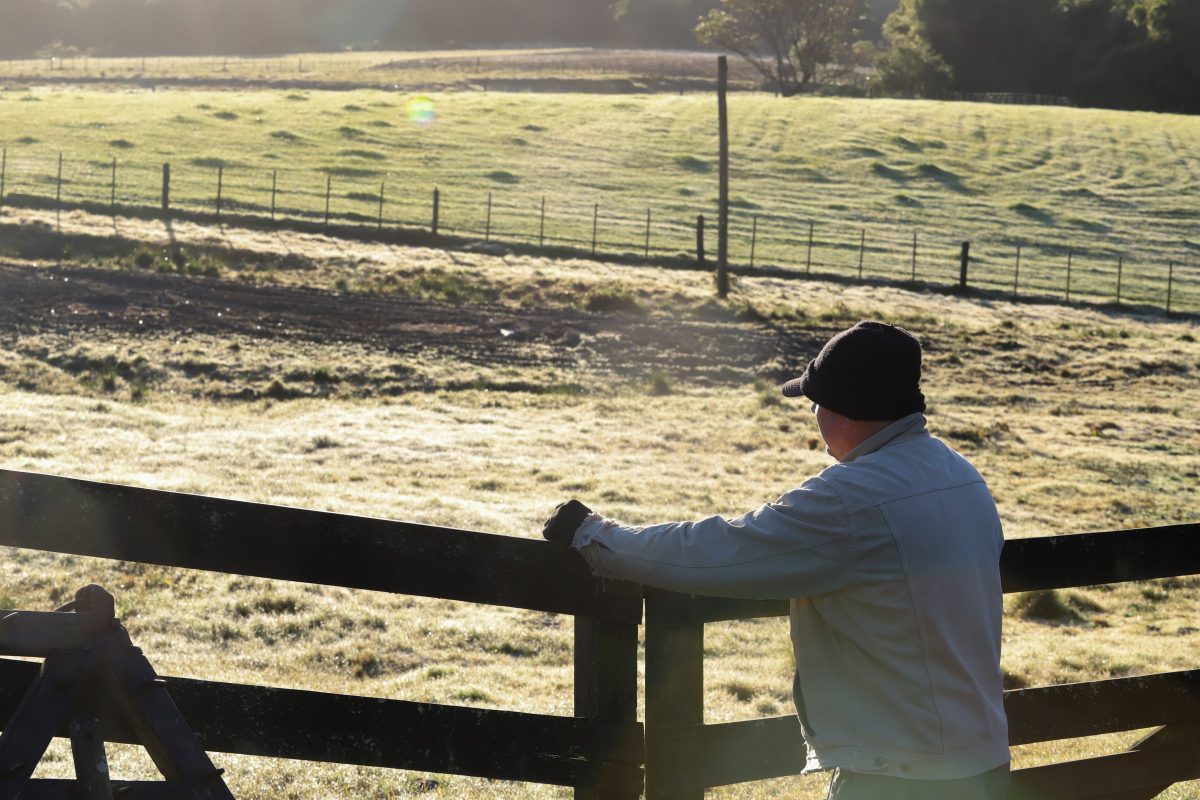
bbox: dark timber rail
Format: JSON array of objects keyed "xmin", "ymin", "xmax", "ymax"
[{"xmin": 0, "ymin": 469, "xmax": 1197, "ymax": 799}]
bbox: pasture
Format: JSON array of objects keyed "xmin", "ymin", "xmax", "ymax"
[
  {"xmin": 0, "ymin": 55, "xmax": 1198, "ymax": 796},
  {"xmin": 0, "ymin": 203, "xmax": 1198, "ymax": 797},
  {"xmin": 0, "ymin": 86, "xmax": 1198, "ymax": 310}
]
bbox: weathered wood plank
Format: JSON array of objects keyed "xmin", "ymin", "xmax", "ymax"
[
  {"xmin": 1009, "ymin": 734, "xmax": 1200, "ymax": 799},
  {"xmin": 634, "ymin": 672, "xmax": 1200, "ymax": 792},
  {"xmin": 0, "ymin": 611, "xmax": 91, "ymax": 657},
  {"xmin": 0, "ymin": 658, "xmax": 644, "ymax": 792},
  {"xmin": 18, "ymin": 780, "xmax": 187, "ymax": 800},
  {"xmin": 574, "ymin": 616, "xmax": 641, "ymax": 800},
  {"xmin": 661, "ymin": 525, "xmax": 1200, "ymax": 624},
  {"xmin": 1006, "ymin": 670, "xmax": 1200, "ymax": 746},
  {"xmin": 0, "ymin": 470, "xmax": 641, "ymax": 623},
  {"xmin": 1001, "ymin": 524, "xmax": 1200, "ymax": 593}
]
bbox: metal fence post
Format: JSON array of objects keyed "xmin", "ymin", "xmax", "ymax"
[
  {"xmin": 696, "ymin": 215, "xmax": 705, "ymax": 268},
  {"xmin": 270, "ymin": 170, "xmax": 277, "ymax": 221},
  {"xmin": 644, "ymin": 208, "xmax": 651, "ymax": 260},
  {"xmin": 215, "ymin": 165, "xmax": 223, "ymax": 221},
  {"xmin": 805, "ymin": 221, "xmax": 814, "ymax": 274},
  {"xmin": 110, "ymin": 157, "xmax": 117, "ymax": 211},
  {"xmin": 959, "ymin": 241, "xmax": 970, "ymax": 288},
  {"xmin": 592, "ymin": 203, "xmax": 598, "ymax": 256},
  {"xmin": 55, "ymin": 152, "xmax": 63, "ymax": 229},
  {"xmin": 1066, "ymin": 248, "xmax": 1073, "ymax": 303},
  {"xmin": 539, "ymin": 195, "xmax": 546, "ymax": 248},
  {"xmin": 377, "ymin": 180, "xmax": 385, "ymax": 231},
  {"xmin": 1116, "ymin": 256, "xmax": 1124, "ymax": 305},
  {"xmin": 485, "ymin": 192, "xmax": 492, "ymax": 241},
  {"xmin": 911, "ymin": 230, "xmax": 917, "ymax": 281},
  {"xmin": 858, "ymin": 228, "xmax": 865, "ymax": 279},
  {"xmin": 750, "ymin": 215, "xmax": 758, "ymax": 268},
  {"xmin": 432, "ymin": 187, "xmax": 440, "ymax": 235},
  {"xmin": 324, "ymin": 173, "xmax": 331, "ymax": 229}
]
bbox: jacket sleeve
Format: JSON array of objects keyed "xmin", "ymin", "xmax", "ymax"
[{"xmin": 571, "ymin": 475, "xmax": 854, "ymax": 600}]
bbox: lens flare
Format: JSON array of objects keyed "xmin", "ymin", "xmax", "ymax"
[{"xmin": 406, "ymin": 96, "xmax": 435, "ymax": 126}]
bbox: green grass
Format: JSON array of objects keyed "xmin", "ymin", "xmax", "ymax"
[{"xmin": 0, "ymin": 88, "xmax": 1197, "ymax": 310}]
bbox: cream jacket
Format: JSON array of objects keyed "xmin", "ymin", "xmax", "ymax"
[{"xmin": 572, "ymin": 413, "xmax": 1010, "ymax": 780}]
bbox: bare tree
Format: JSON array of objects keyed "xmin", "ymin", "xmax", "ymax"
[{"xmin": 696, "ymin": 0, "xmax": 864, "ymax": 96}]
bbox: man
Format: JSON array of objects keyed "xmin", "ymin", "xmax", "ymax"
[{"xmin": 543, "ymin": 320, "xmax": 1010, "ymax": 800}]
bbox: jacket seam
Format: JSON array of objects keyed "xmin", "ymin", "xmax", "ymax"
[
  {"xmin": 879, "ymin": 507, "xmax": 948, "ymax": 755},
  {"xmin": 842, "ymin": 478, "xmax": 986, "ymax": 515}
]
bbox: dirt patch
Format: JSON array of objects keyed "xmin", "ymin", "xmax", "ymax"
[{"xmin": 0, "ymin": 261, "xmax": 822, "ymax": 388}]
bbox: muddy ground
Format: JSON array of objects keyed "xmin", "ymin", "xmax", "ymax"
[{"xmin": 0, "ymin": 259, "xmax": 826, "ymax": 390}]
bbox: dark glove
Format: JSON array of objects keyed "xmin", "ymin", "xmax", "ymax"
[{"xmin": 542, "ymin": 499, "xmax": 592, "ymax": 546}]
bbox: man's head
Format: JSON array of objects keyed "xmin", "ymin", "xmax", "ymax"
[{"xmin": 782, "ymin": 321, "xmax": 926, "ymax": 458}]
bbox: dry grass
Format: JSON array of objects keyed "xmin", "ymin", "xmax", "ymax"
[{"xmin": 1, "ymin": 213, "xmax": 1198, "ymax": 797}]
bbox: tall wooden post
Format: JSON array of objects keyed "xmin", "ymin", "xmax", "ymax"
[
  {"xmin": 215, "ymin": 166, "xmax": 223, "ymax": 221},
  {"xmin": 911, "ymin": 231, "xmax": 917, "ymax": 281},
  {"xmin": 749, "ymin": 215, "xmax": 758, "ymax": 268},
  {"xmin": 55, "ymin": 152, "xmax": 63, "ymax": 230},
  {"xmin": 539, "ymin": 196, "xmax": 546, "ymax": 247},
  {"xmin": 696, "ymin": 215, "xmax": 705, "ymax": 268},
  {"xmin": 1116, "ymin": 256, "xmax": 1124, "ymax": 305},
  {"xmin": 485, "ymin": 192, "xmax": 493, "ymax": 241},
  {"xmin": 377, "ymin": 180, "xmax": 385, "ymax": 230},
  {"xmin": 161, "ymin": 163, "xmax": 170, "ymax": 215},
  {"xmin": 805, "ymin": 222, "xmax": 814, "ymax": 273},
  {"xmin": 323, "ymin": 174, "xmax": 331, "ymax": 229},
  {"xmin": 573, "ymin": 613, "xmax": 639, "ymax": 800},
  {"xmin": 716, "ymin": 55, "xmax": 730, "ymax": 299},
  {"xmin": 1066, "ymin": 248, "xmax": 1073, "ymax": 303},
  {"xmin": 432, "ymin": 187, "xmax": 440, "ymax": 235},
  {"xmin": 1013, "ymin": 245, "xmax": 1021, "ymax": 298},
  {"xmin": 644, "ymin": 208, "xmax": 651, "ymax": 260},
  {"xmin": 959, "ymin": 241, "xmax": 970, "ymax": 288},
  {"xmin": 645, "ymin": 590, "xmax": 704, "ymax": 800}
]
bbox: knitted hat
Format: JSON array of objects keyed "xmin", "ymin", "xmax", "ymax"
[{"xmin": 781, "ymin": 321, "xmax": 926, "ymax": 421}]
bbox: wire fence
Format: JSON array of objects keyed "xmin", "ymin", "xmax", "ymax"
[{"xmin": 0, "ymin": 148, "xmax": 1196, "ymax": 315}]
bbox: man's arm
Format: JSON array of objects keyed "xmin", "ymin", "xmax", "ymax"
[{"xmin": 545, "ymin": 476, "xmax": 855, "ymax": 601}]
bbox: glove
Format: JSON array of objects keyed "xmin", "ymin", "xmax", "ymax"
[{"xmin": 542, "ymin": 499, "xmax": 592, "ymax": 546}]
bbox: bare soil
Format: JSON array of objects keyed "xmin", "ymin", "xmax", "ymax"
[{"xmin": 0, "ymin": 260, "xmax": 823, "ymax": 389}]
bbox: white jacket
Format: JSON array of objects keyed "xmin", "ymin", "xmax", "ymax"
[{"xmin": 572, "ymin": 413, "xmax": 1010, "ymax": 780}]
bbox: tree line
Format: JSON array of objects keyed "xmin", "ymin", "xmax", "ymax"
[{"xmin": 1, "ymin": 0, "xmax": 1195, "ymax": 112}]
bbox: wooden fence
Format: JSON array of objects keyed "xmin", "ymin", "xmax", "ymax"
[{"xmin": 0, "ymin": 468, "xmax": 1198, "ymax": 798}]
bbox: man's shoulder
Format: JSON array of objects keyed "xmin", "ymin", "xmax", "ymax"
[{"xmin": 818, "ymin": 435, "xmax": 985, "ymax": 514}]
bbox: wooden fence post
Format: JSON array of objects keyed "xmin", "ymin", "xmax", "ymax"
[
  {"xmin": 215, "ymin": 166, "xmax": 223, "ymax": 221},
  {"xmin": 573, "ymin": 614, "xmax": 640, "ymax": 800},
  {"xmin": 324, "ymin": 174, "xmax": 331, "ymax": 229},
  {"xmin": 1066, "ymin": 248, "xmax": 1073, "ymax": 303},
  {"xmin": 377, "ymin": 180, "xmax": 385, "ymax": 231},
  {"xmin": 161, "ymin": 163, "xmax": 170, "ymax": 215},
  {"xmin": 1014, "ymin": 245, "xmax": 1021, "ymax": 298},
  {"xmin": 959, "ymin": 241, "xmax": 970, "ymax": 288},
  {"xmin": 55, "ymin": 152, "xmax": 63, "ymax": 230},
  {"xmin": 432, "ymin": 187, "xmax": 440, "ymax": 235},
  {"xmin": 1117, "ymin": 256, "xmax": 1124, "ymax": 305},
  {"xmin": 911, "ymin": 230, "xmax": 917, "ymax": 281},
  {"xmin": 485, "ymin": 192, "xmax": 492, "ymax": 242},
  {"xmin": 749, "ymin": 215, "xmax": 758, "ymax": 268},
  {"xmin": 592, "ymin": 203, "xmax": 599, "ymax": 256},
  {"xmin": 539, "ymin": 196, "xmax": 546, "ymax": 248},
  {"xmin": 644, "ymin": 590, "xmax": 704, "ymax": 800},
  {"xmin": 110, "ymin": 157, "xmax": 117, "ymax": 212},
  {"xmin": 805, "ymin": 222, "xmax": 814, "ymax": 274},
  {"xmin": 644, "ymin": 208, "xmax": 651, "ymax": 260},
  {"xmin": 270, "ymin": 170, "xmax": 277, "ymax": 221},
  {"xmin": 696, "ymin": 215, "xmax": 705, "ymax": 268},
  {"xmin": 1166, "ymin": 262, "xmax": 1174, "ymax": 314},
  {"xmin": 716, "ymin": 55, "xmax": 730, "ymax": 299},
  {"xmin": 858, "ymin": 228, "xmax": 865, "ymax": 279}
]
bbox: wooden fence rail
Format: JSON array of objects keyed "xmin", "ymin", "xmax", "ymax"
[{"xmin": 0, "ymin": 469, "xmax": 1198, "ymax": 798}]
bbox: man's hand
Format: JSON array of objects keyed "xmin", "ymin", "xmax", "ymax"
[{"xmin": 543, "ymin": 499, "xmax": 592, "ymax": 546}]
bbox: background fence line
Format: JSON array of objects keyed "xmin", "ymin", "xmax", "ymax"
[{"xmin": 0, "ymin": 149, "xmax": 1195, "ymax": 315}]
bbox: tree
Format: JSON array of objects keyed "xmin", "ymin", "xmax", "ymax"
[
  {"xmin": 873, "ymin": 0, "xmax": 951, "ymax": 96},
  {"xmin": 695, "ymin": 0, "xmax": 865, "ymax": 96}
]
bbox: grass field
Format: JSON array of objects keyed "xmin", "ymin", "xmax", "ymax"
[
  {"xmin": 0, "ymin": 205, "xmax": 1198, "ymax": 797},
  {"xmin": 1, "ymin": 85, "xmax": 1197, "ymax": 311}
]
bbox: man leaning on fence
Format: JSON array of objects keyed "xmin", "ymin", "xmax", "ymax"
[{"xmin": 544, "ymin": 321, "xmax": 1011, "ymax": 800}]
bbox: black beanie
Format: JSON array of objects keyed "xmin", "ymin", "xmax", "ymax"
[{"xmin": 781, "ymin": 320, "xmax": 926, "ymax": 421}]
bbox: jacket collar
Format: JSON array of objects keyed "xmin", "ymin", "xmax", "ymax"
[{"xmin": 839, "ymin": 413, "xmax": 928, "ymax": 463}]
